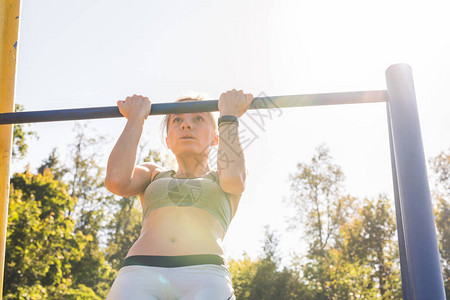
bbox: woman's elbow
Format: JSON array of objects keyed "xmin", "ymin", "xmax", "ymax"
[
  {"xmin": 220, "ymin": 176, "xmax": 246, "ymax": 195},
  {"xmin": 105, "ymin": 176, "xmax": 130, "ymax": 197}
]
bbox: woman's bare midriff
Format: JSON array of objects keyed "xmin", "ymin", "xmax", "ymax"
[{"xmin": 126, "ymin": 205, "xmax": 227, "ymax": 258}]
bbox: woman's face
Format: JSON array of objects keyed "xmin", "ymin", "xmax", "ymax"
[{"xmin": 165, "ymin": 112, "xmax": 218, "ymax": 157}]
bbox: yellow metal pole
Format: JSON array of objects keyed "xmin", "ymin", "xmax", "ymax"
[{"xmin": 0, "ymin": 0, "xmax": 21, "ymax": 297}]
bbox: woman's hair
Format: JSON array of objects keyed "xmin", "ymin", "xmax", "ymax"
[{"xmin": 159, "ymin": 94, "xmax": 218, "ymax": 147}]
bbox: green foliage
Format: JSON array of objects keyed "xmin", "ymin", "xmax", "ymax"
[
  {"xmin": 55, "ymin": 280, "xmax": 103, "ymax": 300},
  {"xmin": 328, "ymin": 195, "xmax": 401, "ymax": 299},
  {"xmin": 143, "ymin": 148, "xmax": 164, "ymax": 164},
  {"xmin": 33, "ymin": 124, "xmax": 117, "ymax": 298},
  {"xmin": 325, "ymin": 249, "xmax": 378, "ymax": 299},
  {"xmin": 65, "ymin": 124, "xmax": 111, "ymax": 217},
  {"xmin": 430, "ymin": 149, "xmax": 450, "ymax": 193},
  {"xmin": 12, "ymin": 104, "xmax": 37, "ymax": 160},
  {"xmin": 10, "ymin": 126, "xmax": 448, "ymax": 299},
  {"xmin": 229, "ymin": 254, "xmax": 258, "ymax": 299},
  {"xmin": 229, "ymin": 255, "xmax": 312, "ymax": 299},
  {"xmin": 249, "ymin": 226, "xmax": 282, "ymax": 299},
  {"xmin": 229, "ymin": 227, "xmax": 312, "ymax": 300},
  {"xmin": 61, "ymin": 124, "xmax": 116, "ymax": 298},
  {"xmin": 5, "ymin": 123, "xmax": 139, "ymax": 298},
  {"xmin": 287, "ymin": 145, "xmax": 354, "ymax": 255},
  {"xmin": 287, "ymin": 145, "xmax": 402, "ymax": 299},
  {"xmin": 4, "ymin": 169, "xmax": 95, "ymax": 298},
  {"xmin": 37, "ymin": 148, "xmax": 68, "ymax": 181},
  {"xmin": 429, "ymin": 149, "xmax": 450, "ymax": 297},
  {"xmin": 435, "ymin": 196, "xmax": 450, "ymax": 299}
]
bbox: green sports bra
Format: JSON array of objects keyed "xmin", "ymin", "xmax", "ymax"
[{"xmin": 142, "ymin": 170, "xmax": 232, "ymax": 231}]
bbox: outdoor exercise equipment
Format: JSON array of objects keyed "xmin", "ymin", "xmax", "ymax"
[{"xmin": 0, "ymin": 1, "xmax": 446, "ymax": 299}]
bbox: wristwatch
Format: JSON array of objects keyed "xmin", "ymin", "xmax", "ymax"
[{"xmin": 218, "ymin": 115, "xmax": 239, "ymax": 127}]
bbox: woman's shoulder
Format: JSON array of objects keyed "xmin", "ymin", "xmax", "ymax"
[
  {"xmin": 138, "ymin": 162, "xmax": 168, "ymax": 182},
  {"xmin": 204, "ymin": 169, "xmax": 220, "ymax": 182}
]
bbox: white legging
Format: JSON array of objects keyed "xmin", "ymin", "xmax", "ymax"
[{"xmin": 106, "ymin": 264, "xmax": 235, "ymax": 300}]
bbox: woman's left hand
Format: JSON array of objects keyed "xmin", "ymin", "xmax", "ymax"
[{"xmin": 218, "ymin": 89, "xmax": 253, "ymax": 118}]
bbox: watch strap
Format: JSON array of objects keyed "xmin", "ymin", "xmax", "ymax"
[{"xmin": 218, "ymin": 115, "xmax": 239, "ymax": 127}]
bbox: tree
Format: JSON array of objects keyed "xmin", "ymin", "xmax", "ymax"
[
  {"xmin": 287, "ymin": 145, "xmax": 352, "ymax": 256},
  {"xmin": 435, "ymin": 196, "xmax": 450, "ymax": 299},
  {"xmin": 65, "ymin": 123, "xmax": 111, "ymax": 220},
  {"xmin": 228, "ymin": 253, "xmax": 258, "ymax": 299},
  {"xmin": 12, "ymin": 104, "xmax": 37, "ymax": 160},
  {"xmin": 37, "ymin": 148, "xmax": 68, "ymax": 181},
  {"xmin": 228, "ymin": 227, "xmax": 311, "ymax": 300},
  {"xmin": 286, "ymin": 145, "xmax": 356, "ymax": 298},
  {"xmin": 429, "ymin": 149, "xmax": 450, "ymax": 297},
  {"xmin": 287, "ymin": 145, "xmax": 401, "ymax": 299},
  {"xmin": 248, "ymin": 226, "xmax": 281, "ymax": 299},
  {"xmin": 35, "ymin": 123, "xmax": 116, "ymax": 297},
  {"xmin": 4, "ymin": 169, "xmax": 95, "ymax": 299},
  {"xmin": 61, "ymin": 123, "xmax": 115, "ymax": 297},
  {"xmin": 332, "ymin": 195, "xmax": 401, "ymax": 299}
]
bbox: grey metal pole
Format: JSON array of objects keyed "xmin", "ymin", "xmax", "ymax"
[
  {"xmin": 386, "ymin": 103, "xmax": 413, "ymax": 299},
  {"xmin": 385, "ymin": 63, "xmax": 446, "ymax": 299}
]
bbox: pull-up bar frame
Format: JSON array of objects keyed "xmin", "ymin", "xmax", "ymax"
[
  {"xmin": 0, "ymin": 2, "xmax": 446, "ymax": 299},
  {"xmin": 1, "ymin": 66, "xmax": 446, "ymax": 300}
]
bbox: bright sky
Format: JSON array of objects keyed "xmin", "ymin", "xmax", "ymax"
[{"xmin": 12, "ymin": 0, "xmax": 450, "ymax": 265}]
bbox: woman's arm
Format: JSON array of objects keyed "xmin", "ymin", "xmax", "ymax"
[
  {"xmin": 217, "ymin": 89, "xmax": 253, "ymax": 195},
  {"xmin": 217, "ymin": 122, "xmax": 246, "ymax": 195},
  {"xmin": 105, "ymin": 95, "xmax": 154, "ymax": 197}
]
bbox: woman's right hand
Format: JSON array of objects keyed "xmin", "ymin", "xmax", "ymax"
[{"xmin": 117, "ymin": 94, "xmax": 152, "ymax": 121}]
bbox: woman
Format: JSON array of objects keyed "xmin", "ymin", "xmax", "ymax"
[{"xmin": 106, "ymin": 89, "xmax": 253, "ymax": 300}]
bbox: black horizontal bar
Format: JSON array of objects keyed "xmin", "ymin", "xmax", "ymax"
[{"xmin": 0, "ymin": 90, "xmax": 387, "ymax": 125}]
